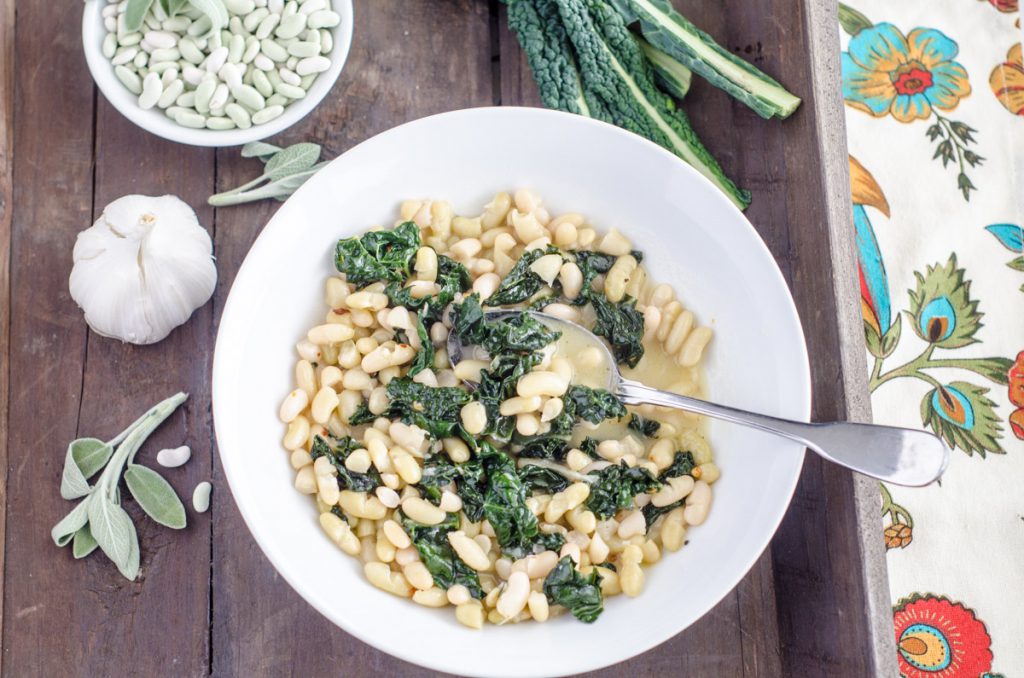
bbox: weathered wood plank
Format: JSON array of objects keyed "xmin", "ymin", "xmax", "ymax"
[
  {"xmin": 0, "ymin": 0, "xmax": 14, "ymax": 672},
  {"xmin": 3, "ymin": 0, "xmax": 95, "ymax": 672},
  {"xmin": 62, "ymin": 98, "xmax": 217, "ymax": 673},
  {"xmin": 210, "ymin": 2, "xmax": 492, "ymax": 675}
]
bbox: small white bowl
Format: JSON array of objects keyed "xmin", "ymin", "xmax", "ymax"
[
  {"xmin": 213, "ymin": 108, "xmax": 810, "ymax": 676},
  {"xmin": 82, "ymin": 0, "xmax": 353, "ymax": 147}
]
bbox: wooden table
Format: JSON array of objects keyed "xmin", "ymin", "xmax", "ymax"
[{"xmin": 0, "ymin": 1, "xmax": 897, "ymax": 675}]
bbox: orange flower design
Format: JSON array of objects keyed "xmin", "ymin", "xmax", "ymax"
[{"xmin": 990, "ymin": 44, "xmax": 1024, "ymax": 116}]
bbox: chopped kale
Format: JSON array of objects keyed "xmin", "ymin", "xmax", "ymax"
[
  {"xmin": 579, "ymin": 437, "xmax": 601, "ymax": 459},
  {"xmin": 518, "ymin": 464, "xmax": 571, "ymax": 494},
  {"xmin": 590, "ymin": 294, "xmax": 645, "ymax": 368},
  {"xmin": 334, "ymin": 221, "xmax": 420, "ymax": 287},
  {"xmin": 347, "ymin": 402, "xmax": 378, "ymax": 426},
  {"xmin": 642, "ymin": 498, "xmax": 683, "ymax": 528},
  {"xmin": 477, "ymin": 352, "xmax": 544, "ymax": 444},
  {"xmin": 643, "ymin": 453, "xmax": 696, "ymax": 527},
  {"xmin": 479, "ymin": 444, "xmax": 540, "ymax": 555},
  {"xmin": 659, "ymin": 451, "xmax": 695, "ymax": 480},
  {"xmin": 386, "ymin": 254, "xmax": 470, "ymax": 322},
  {"xmin": 484, "ymin": 247, "xmax": 562, "ymax": 306},
  {"xmin": 564, "ymin": 384, "xmax": 627, "ymax": 425},
  {"xmin": 543, "ymin": 556, "xmax": 604, "ymax": 623},
  {"xmin": 310, "ymin": 434, "xmax": 381, "ymax": 492},
  {"xmin": 517, "ymin": 436, "xmax": 572, "ymax": 461},
  {"xmin": 384, "ymin": 377, "xmax": 471, "ymax": 439},
  {"xmin": 451, "ymin": 295, "xmax": 561, "ymax": 355},
  {"xmin": 418, "ymin": 454, "xmax": 463, "ymax": 504},
  {"xmin": 407, "ymin": 310, "xmax": 434, "ymax": 377},
  {"xmin": 584, "ymin": 461, "xmax": 660, "ymax": 519},
  {"xmin": 329, "ymin": 505, "xmax": 348, "ymax": 522},
  {"xmin": 628, "ymin": 414, "xmax": 661, "ymax": 437},
  {"xmin": 400, "ymin": 512, "xmax": 483, "ymax": 598},
  {"xmin": 572, "ymin": 250, "xmax": 615, "ymax": 305}
]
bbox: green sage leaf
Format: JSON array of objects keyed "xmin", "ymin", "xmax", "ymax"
[
  {"xmin": 51, "ymin": 498, "xmax": 91, "ymax": 547},
  {"xmin": 241, "ymin": 141, "xmax": 282, "ymax": 159},
  {"xmin": 124, "ymin": 0, "xmax": 156, "ymax": 33},
  {"xmin": 187, "ymin": 0, "xmax": 229, "ymax": 34},
  {"xmin": 72, "ymin": 525, "xmax": 99, "ymax": 559},
  {"xmin": 88, "ymin": 496, "xmax": 139, "ymax": 579},
  {"xmin": 265, "ymin": 142, "xmax": 321, "ymax": 180},
  {"xmin": 124, "ymin": 464, "xmax": 187, "ymax": 529},
  {"xmin": 61, "ymin": 438, "xmax": 114, "ymax": 500}
]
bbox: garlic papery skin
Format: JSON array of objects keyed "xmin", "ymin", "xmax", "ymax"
[{"xmin": 70, "ymin": 195, "xmax": 217, "ymax": 345}]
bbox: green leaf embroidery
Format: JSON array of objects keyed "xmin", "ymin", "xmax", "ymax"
[
  {"xmin": 921, "ymin": 381, "xmax": 1003, "ymax": 457},
  {"xmin": 837, "ymin": 3, "xmax": 873, "ymax": 36},
  {"xmin": 72, "ymin": 525, "xmax": 99, "ymax": 559},
  {"xmin": 965, "ymin": 357, "xmax": 1014, "ymax": 385},
  {"xmin": 51, "ymin": 498, "xmax": 91, "ymax": 547},
  {"xmin": 88, "ymin": 495, "xmax": 140, "ymax": 580},
  {"xmin": 907, "ymin": 255, "xmax": 982, "ymax": 348},
  {"xmin": 124, "ymin": 465, "xmax": 188, "ymax": 529},
  {"xmin": 264, "ymin": 142, "xmax": 322, "ymax": 180},
  {"xmin": 124, "ymin": 0, "xmax": 156, "ymax": 33},
  {"xmin": 865, "ymin": 314, "xmax": 901, "ymax": 360}
]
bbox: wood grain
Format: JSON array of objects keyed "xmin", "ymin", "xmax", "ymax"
[
  {"xmin": 0, "ymin": 0, "xmax": 13, "ymax": 672},
  {"xmin": 209, "ymin": 2, "xmax": 491, "ymax": 676}
]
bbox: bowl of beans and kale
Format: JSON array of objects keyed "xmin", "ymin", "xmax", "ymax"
[{"xmin": 212, "ymin": 108, "xmax": 811, "ymax": 676}]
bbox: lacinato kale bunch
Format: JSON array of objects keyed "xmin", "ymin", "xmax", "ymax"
[{"xmin": 504, "ymin": 0, "xmax": 801, "ymax": 210}]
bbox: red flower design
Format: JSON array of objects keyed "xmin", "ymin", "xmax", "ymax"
[
  {"xmin": 1009, "ymin": 352, "xmax": 1024, "ymax": 439},
  {"xmin": 893, "ymin": 595, "xmax": 993, "ymax": 677},
  {"xmin": 894, "ymin": 66, "xmax": 935, "ymax": 96},
  {"xmin": 984, "ymin": 0, "xmax": 1019, "ymax": 12}
]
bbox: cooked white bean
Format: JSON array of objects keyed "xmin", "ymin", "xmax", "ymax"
[
  {"xmin": 460, "ymin": 401, "xmax": 487, "ymax": 435},
  {"xmin": 496, "ymin": 571, "xmax": 530, "ymax": 619},
  {"xmin": 499, "ymin": 396, "xmax": 541, "ymax": 416},
  {"xmin": 364, "ymin": 562, "xmax": 413, "ymax": 597},
  {"xmin": 402, "ymin": 497, "xmax": 446, "ymax": 525},
  {"xmin": 448, "ymin": 531, "xmax": 491, "ymax": 571},
  {"xmin": 516, "ymin": 371, "xmax": 569, "ymax": 398},
  {"xmin": 279, "ymin": 389, "xmax": 309, "ymax": 422}
]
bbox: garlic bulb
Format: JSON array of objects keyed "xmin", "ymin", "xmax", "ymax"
[{"xmin": 70, "ymin": 195, "xmax": 216, "ymax": 345}]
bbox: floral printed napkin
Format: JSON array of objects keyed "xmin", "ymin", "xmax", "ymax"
[{"xmin": 838, "ymin": 1, "xmax": 1023, "ymax": 675}]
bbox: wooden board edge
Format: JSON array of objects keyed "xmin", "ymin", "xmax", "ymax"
[
  {"xmin": 804, "ymin": 0, "xmax": 896, "ymax": 674},
  {"xmin": 0, "ymin": 0, "xmax": 13, "ymax": 670}
]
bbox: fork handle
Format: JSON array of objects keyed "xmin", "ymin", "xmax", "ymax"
[{"xmin": 616, "ymin": 379, "xmax": 949, "ymax": 487}]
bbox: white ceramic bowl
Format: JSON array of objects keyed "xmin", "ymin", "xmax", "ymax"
[
  {"xmin": 82, "ymin": 0, "xmax": 353, "ymax": 147},
  {"xmin": 213, "ymin": 107, "xmax": 810, "ymax": 676}
]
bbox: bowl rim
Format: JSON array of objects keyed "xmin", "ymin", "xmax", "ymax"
[
  {"xmin": 81, "ymin": 0, "xmax": 354, "ymax": 147},
  {"xmin": 212, "ymin": 106, "xmax": 811, "ymax": 676}
]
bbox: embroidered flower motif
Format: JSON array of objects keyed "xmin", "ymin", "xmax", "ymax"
[
  {"xmin": 990, "ymin": 44, "xmax": 1024, "ymax": 115},
  {"xmin": 842, "ymin": 24, "xmax": 971, "ymax": 122},
  {"xmin": 1009, "ymin": 352, "xmax": 1024, "ymax": 439},
  {"xmin": 980, "ymin": 0, "xmax": 1019, "ymax": 13},
  {"xmin": 893, "ymin": 595, "xmax": 994, "ymax": 677}
]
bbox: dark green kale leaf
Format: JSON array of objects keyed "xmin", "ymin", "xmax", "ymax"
[
  {"xmin": 334, "ymin": 221, "xmax": 420, "ymax": 287},
  {"xmin": 564, "ymin": 385, "xmax": 627, "ymax": 424},
  {"xmin": 590, "ymin": 294, "xmax": 645, "ymax": 367},
  {"xmin": 584, "ymin": 461, "xmax": 660, "ymax": 519},
  {"xmin": 310, "ymin": 435, "xmax": 381, "ymax": 492},
  {"xmin": 400, "ymin": 512, "xmax": 483, "ymax": 598},
  {"xmin": 385, "ymin": 255, "xmax": 470, "ymax": 322},
  {"xmin": 384, "ymin": 378, "xmax": 471, "ymax": 439},
  {"xmin": 407, "ymin": 310, "xmax": 434, "ymax": 377},
  {"xmin": 484, "ymin": 247, "xmax": 562, "ymax": 306},
  {"xmin": 450, "ymin": 295, "xmax": 561, "ymax": 355},
  {"xmin": 628, "ymin": 414, "xmax": 661, "ymax": 437},
  {"xmin": 659, "ymin": 451, "xmax": 695, "ymax": 480},
  {"xmin": 517, "ymin": 436, "xmax": 571, "ymax": 461},
  {"xmin": 479, "ymin": 444, "xmax": 540, "ymax": 554},
  {"xmin": 418, "ymin": 454, "xmax": 463, "ymax": 504},
  {"xmin": 329, "ymin": 505, "xmax": 348, "ymax": 522},
  {"xmin": 518, "ymin": 464, "xmax": 571, "ymax": 494},
  {"xmin": 543, "ymin": 556, "xmax": 604, "ymax": 623},
  {"xmin": 642, "ymin": 498, "xmax": 682, "ymax": 528},
  {"xmin": 347, "ymin": 402, "xmax": 378, "ymax": 426},
  {"xmin": 643, "ymin": 452, "xmax": 696, "ymax": 527},
  {"xmin": 477, "ymin": 352, "xmax": 544, "ymax": 444},
  {"xmin": 579, "ymin": 437, "xmax": 600, "ymax": 458},
  {"xmin": 571, "ymin": 250, "xmax": 615, "ymax": 305}
]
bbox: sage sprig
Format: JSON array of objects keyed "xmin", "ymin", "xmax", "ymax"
[
  {"xmin": 52, "ymin": 393, "xmax": 190, "ymax": 580},
  {"xmin": 208, "ymin": 142, "xmax": 329, "ymax": 207}
]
